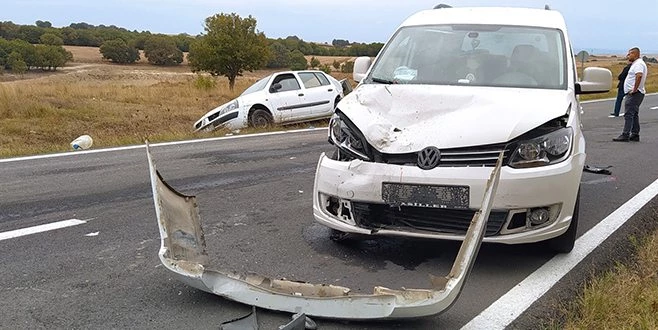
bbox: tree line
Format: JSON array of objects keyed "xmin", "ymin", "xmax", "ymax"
[
  {"xmin": 1, "ymin": 15, "xmax": 383, "ymax": 90},
  {"xmin": 0, "ymin": 20, "xmax": 382, "ymax": 64}
]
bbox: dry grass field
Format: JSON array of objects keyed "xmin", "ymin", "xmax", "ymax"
[{"xmin": 0, "ymin": 47, "xmax": 355, "ymax": 157}]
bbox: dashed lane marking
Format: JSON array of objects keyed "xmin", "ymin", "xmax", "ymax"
[{"xmin": 0, "ymin": 219, "xmax": 87, "ymax": 241}]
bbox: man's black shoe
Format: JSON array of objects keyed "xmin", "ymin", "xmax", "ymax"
[
  {"xmin": 613, "ymin": 134, "xmax": 630, "ymax": 142},
  {"xmin": 629, "ymin": 134, "xmax": 640, "ymax": 142}
]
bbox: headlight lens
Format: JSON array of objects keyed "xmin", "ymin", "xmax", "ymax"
[
  {"xmin": 509, "ymin": 127, "xmax": 573, "ymax": 168},
  {"xmin": 219, "ymin": 99, "xmax": 239, "ymax": 115},
  {"xmin": 328, "ymin": 113, "xmax": 370, "ymax": 161}
]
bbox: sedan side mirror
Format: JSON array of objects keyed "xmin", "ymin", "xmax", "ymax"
[{"xmin": 270, "ymin": 83, "xmax": 282, "ymax": 93}]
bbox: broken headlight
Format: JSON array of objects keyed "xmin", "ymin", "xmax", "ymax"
[
  {"xmin": 509, "ymin": 127, "xmax": 573, "ymax": 168},
  {"xmin": 219, "ymin": 99, "xmax": 240, "ymax": 115},
  {"xmin": 328, "ymin": 112, "xmax": 371, "ymax": 161}
]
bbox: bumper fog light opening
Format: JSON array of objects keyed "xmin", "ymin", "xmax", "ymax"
[
  {"xmin": 323, "ymin": 195, "xmax": 356, "ymax": 225},
  {"xmin": 528, "ymin": 208, "xmax": 550, "ymax": 226}
]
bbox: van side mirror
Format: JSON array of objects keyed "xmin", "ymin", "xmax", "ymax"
[
  {"xmin": 353, "ymin": 57, "xmax": 373, "ymax": 83},
  {"xmin": 576, "ymin": 67, "xmax": 612, "ymax": 94}
]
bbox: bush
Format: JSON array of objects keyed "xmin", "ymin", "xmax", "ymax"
[
  {"xmin": 289, "ymin": 50, "xmax": 307, "ymax": 70},
  {"xmin": 100, "ymin": 39, "xmax": 140, "ymax": 64},
  {"xmin": 144, "ymin": 36, "xmax": 183, "ymax": 66},
  {"xmin": 643, "ymin": 56, "xmax": 657, "ymax": 64},
  {"xmin": 194, "ymin": 75, "xmax": 216, "ymax": 91},
  {"xmin": 267, "ymin": 41, "xmax": 290, "ymax": 68},
  {"xmin": 309, "ymin": 56, "xmax": 320, "ymax": 68},
  {"xmin": 319, "ymin": 63, "xmax": 332, "ymax": 74},
  {"xmin": 340, "ymin": 60, "xmax": 354, "ymax": 73},
  {"xmin": 332, "ymin": 60, "xmax": 340, "ymax": 70}
]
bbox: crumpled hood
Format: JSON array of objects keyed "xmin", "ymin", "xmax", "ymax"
[{"xmin": 339, "ymin": 84, "xmax": 573, "ymax": 153}]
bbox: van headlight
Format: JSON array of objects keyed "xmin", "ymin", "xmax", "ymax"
[
  {"xmin": 509, "ymin": 127, "xmax": 573, "ymax": 168},
  {"xmin": 328, "ymin": 113, "xmax": 371, "ymax": 161}
]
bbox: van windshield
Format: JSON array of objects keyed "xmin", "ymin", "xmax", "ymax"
[{"xmin": 367, "ymin": 25, "xmax": 567, "ymax": 89}]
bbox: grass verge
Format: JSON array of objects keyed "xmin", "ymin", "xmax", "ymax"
[{"xmin": 562, "ymin": 232, "xmax": 658, "ymax": 329}]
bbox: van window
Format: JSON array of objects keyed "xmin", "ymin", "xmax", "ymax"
[{"xmin": 368, "ymin": 25, "xmax": 567, "ymax": 89}]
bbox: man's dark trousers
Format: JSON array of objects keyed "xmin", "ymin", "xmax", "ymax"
[{"xmin": 622, "ymin": 92, "xmax": 645, "ymax": 135}]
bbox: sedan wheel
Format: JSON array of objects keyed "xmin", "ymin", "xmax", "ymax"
[{"xmin": 250, "ymin": 109, "xmax": 273, "ymax": 128}]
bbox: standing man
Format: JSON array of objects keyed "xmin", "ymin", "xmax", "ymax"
[
  {"xmin": 609, "ymin": 60, "xmax": 632, "ymax": 117},
  {"xmin": 613, "ymin": 47, "xmax": 648, "ymax": 142}
]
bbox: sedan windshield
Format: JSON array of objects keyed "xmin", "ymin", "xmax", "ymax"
[
  {"xmin": 241, "ymin": 76, "xmax": 270, "ymax": 96},
  {"xmin": 367, "ymin": 25, "xmax": 567, "ymax": 89}
]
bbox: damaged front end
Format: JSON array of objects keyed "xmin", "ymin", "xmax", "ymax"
[{"xmin": 146, "ymin": 143, "xmax": 502, "ymax": 319}]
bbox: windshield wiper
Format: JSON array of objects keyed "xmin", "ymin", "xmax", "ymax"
[{"xmin": 371, "ymin": 77, "xmax": 396, "ymax": 84}]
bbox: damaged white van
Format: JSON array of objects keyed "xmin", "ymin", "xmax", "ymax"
[{"xmin": 313, "ymin": 6, "xmax": 612, "ymax": 253}]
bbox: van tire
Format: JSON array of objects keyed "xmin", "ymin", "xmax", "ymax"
[{"xmin": 547, "ymin": 190, "xmax": 579, "ymax": 253}]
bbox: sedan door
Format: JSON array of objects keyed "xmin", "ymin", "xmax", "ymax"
[
  {"xmin": 297, "ymin": 72, "xmax": 336, "ymax": 117},
  {"xmin": 267, "ymin": 73, "xmax": 309, "ymax": 123}
]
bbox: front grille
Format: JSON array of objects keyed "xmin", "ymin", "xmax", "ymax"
[
  {"xmin": 351, "ymin": 202, "xmax": 507, "ymax": 237},
  {"xmin": 374, "ymin": 142, "xmax": 514, "ymax": 167}
]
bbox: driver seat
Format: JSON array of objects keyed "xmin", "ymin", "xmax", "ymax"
[{"xmin": 510, "ymin": 44, "xmax": 541, "ymax": 80}]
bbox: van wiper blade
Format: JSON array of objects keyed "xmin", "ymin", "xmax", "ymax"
[{"xmin": 371, "ymin": 77, "xmax": 396, "ymax": 84}]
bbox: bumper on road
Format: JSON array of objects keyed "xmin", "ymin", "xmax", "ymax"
[{"xmin": 146, "ymin": 143, "xmax": 503, "ymax": 319}]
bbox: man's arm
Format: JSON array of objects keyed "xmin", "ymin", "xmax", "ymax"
[{"xmin": 632, "ymin": 72, "xmax": 643, "ymax": 94}]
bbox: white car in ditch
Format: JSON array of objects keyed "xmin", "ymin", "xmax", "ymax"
[
  {"xmin": 194, "ymin": 70, "xmax": 347, "ymax": 131},
  {"xmin": 312, "ymin": 6, "xmax": 612, "ymax": 253}
]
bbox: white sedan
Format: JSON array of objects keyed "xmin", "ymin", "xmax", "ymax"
[{"xmin": 194, "ymin": 70, "xmax": 347, "ymax": 131}]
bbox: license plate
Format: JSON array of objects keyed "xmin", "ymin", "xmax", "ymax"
[{"xmin": 382, "ymin": 183, "xmax": 470, "ymax": 209}]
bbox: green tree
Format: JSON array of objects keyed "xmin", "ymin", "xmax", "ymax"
[
  {"xmin": 7, "ymin": 51, "xmax": 27, "ymax": 74},
  {"xmin": 309, "ymin": 56, "xmax": 320, "ymax": 68},
  {"xmin": 188, "ymin": 13, "xmax": 269, "ymax": 91},
  {"xmin": 99, "ymin": 39, "xmax": 140, "ymax": 64},
  {"xmin": 35, "ymin": 20, "xmax": 52, "ymax": 28},
  {"xmin": 35, "ymin": 45, "xmax": 71, "ymax": 70},
  {"xmin": 288, "ymin": 50, "xmax": 307, "ymax": 70},
  {"xmin": 40, "ymin": 33, "xmax": 64, "ymax": 46},
  {"xmin": 17, "ymin": 25, "xmax": 44, "ymax": 44},
  {"xmin": 144, "ymin": 35, "xmax": 183, "ymax": 66},
  {"xmin": 266, "ymin": 41, "xmax": 290, "ymax": 68}
]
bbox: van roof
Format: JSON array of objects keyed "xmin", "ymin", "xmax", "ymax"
[{"xmin": 402, "ymin": 7, "xmax": 567, "ymax": 31}]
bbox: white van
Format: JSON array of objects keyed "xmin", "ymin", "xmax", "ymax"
[{"xmin": 313, "ymin": 5, "xmax": 612, "ymax": 253}]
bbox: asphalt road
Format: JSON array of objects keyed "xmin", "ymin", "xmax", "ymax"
[{"xmin": 1, "ymin": 95, "xmax": 658, "ymax": 329}]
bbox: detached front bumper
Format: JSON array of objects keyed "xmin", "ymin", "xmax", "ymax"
[
  {"xmin": 146, "ymin": 143, "xmax": 503, "ymax": 319},
  {"xmin": 313, "ymin": 152, "xmax": 584, "ymax": 245}
]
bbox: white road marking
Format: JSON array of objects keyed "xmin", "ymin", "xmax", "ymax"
[
  {"xmin": 650, "ymin": 106, "xmax": 658, "ymax": 110},
  {"xmin": 0, "ymin": 219, "xmax": 87, "ymax": 241},
  {"xmin": 85, "ymin": 232, "xmax": 99, "ymax": 237},
  {"xmin": 0, "ymin": 128, "xmax": 324, "ymax": 164},
  {"xmin": 462, "ymin": 178, "xmax": 658, "ymax": 330}
]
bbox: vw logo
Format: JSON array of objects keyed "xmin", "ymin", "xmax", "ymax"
[{"xmin": 417, "ymin": 147, "xmax": 441, "ymax": 170}]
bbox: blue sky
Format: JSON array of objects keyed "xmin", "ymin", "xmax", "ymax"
[{"xmin": 2, "ymin": 0, "xmax": 657, "ymax": 54}]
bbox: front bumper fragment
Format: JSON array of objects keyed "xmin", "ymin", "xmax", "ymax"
[{"xmin": 146, "ymin": 142, "xmax": 502, "ymax": 319}]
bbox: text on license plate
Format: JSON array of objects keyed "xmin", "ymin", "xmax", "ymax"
[{"xmin": 381, "ymin": 183, "xmax": 470, "ymax": 209}]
